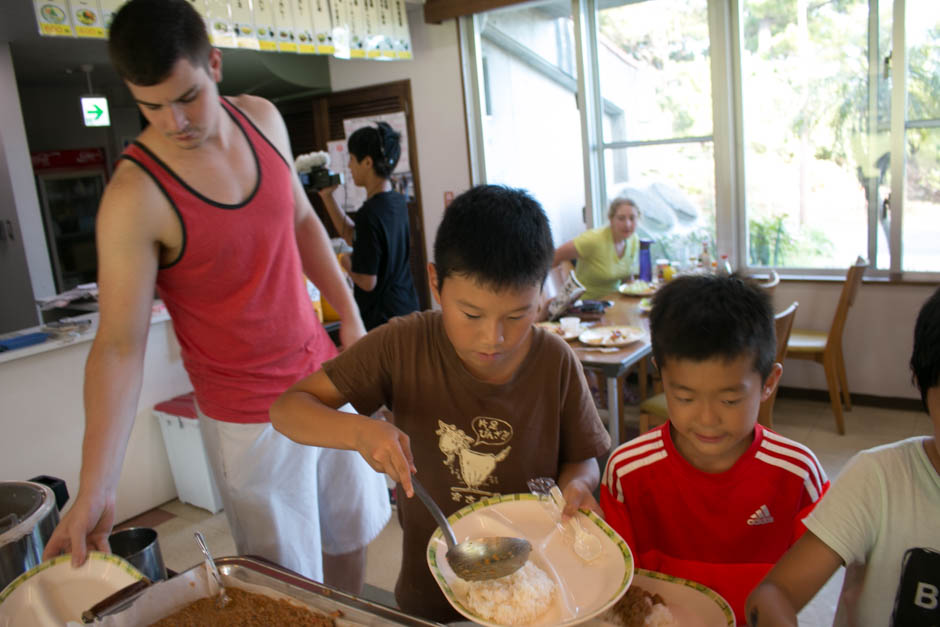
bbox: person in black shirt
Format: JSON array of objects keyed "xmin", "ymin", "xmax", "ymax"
[{"xmin": 319, "ymin": 122, "xmax": 420, "ymax": 330}]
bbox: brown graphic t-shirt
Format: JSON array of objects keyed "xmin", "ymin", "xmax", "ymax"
[{"xmin": 323, "ymin": 310, "xmax": 610, "ymax": 622}]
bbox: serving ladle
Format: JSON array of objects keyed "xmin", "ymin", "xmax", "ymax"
[{"xmin": 412, "ymin": 476, "xmax": 531, "ymax": 581}]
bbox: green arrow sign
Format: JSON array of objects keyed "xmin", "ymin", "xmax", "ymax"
[{"xmin": 81, "ymin": 96, "xmax": 110, "ymax": 127}]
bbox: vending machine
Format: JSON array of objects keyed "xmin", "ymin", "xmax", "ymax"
[{"xmin": 31, "ymin": 148, "xmax": 109, "ymax": 292}]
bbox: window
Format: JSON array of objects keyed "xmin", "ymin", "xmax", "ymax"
[
  {"xmin": 472, "ymin": 1, "xmax": 587, "ymax": 245},
  {"xmin": 596, "ymin": 0, "xmax": 716, "ymax": 267},
  {"xmin": 460, "ymin": 0, "xmax": 938, "ymax": 279}
]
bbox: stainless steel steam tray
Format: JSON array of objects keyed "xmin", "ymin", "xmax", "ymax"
[{"xmin": 213, "ymin": 556, "xmax": 443, "ymax": 627}]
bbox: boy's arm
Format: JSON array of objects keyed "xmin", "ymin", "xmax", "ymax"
[
  {"xmin": 557, "ymin": 458, "xmax": 601, "ymax": 517},
  {"xmin": 745, "ymin": 531, "xmax": 844, "ymax": 626},
  {"xmin": 269, "ymin": 369, "xmax": 417, "ymax": 496}
]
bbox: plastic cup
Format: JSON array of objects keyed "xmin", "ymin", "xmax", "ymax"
[{"xmin": 559, "ymin": 316, "xmax": 581, "ymax": 334}]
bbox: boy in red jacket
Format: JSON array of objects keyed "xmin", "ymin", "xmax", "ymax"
[{"xmin": 601, "ymin": 274, "xmax": 828, "ymax": 623}]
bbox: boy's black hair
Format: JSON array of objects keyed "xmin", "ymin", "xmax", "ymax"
[
  {"xmin": 910, "ymin": 286, "xmax": 940, "ymax": 412},
  {"xmin": 433, "ymin": 185, "xmax": 553, "ymax": 291},
  {"xmin": 108, "ymin": 0, "xmax": 211, "ymax": 86},
  {"xmin": 348, "ymin": 122, "xmax": 401, "ymax": 179},
  {"xmin": 650, "ymin": 274, "xmax": 777, "ymax": 381}
]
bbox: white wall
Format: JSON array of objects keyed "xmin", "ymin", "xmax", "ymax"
[
  {"xmin": 774, "ymin": 280, "xmax": 932, "ymax": 401},
  {"xmin": 327, "ymin": 8, "xmax": 471, "ymax": 267},
  {"xmin": 0, "ymin": 319, "xmax": 190, "ymax": 523}
]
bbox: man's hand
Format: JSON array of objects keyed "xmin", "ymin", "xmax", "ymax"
[
  {"xmin": 317, "ymin": 184, "xmax": 340, "ymax": 199},
  {"xmin": 353, "ymin": 419, "xmax": 416, "ymax": 498},
  {"xmin": 43, "ymin": 491, "xmax": 116, "ymax": 566},
  {"xmin": 338, "ymin": 252, "xmax": 352, "ymax": 273}
]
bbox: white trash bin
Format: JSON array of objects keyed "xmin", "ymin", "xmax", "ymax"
[{"xmin": 153, "ymin": 393, "xmax": 223, "ymax": 514}]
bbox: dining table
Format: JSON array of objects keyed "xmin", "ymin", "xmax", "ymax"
[{"xmin": 568, "ymin": 292, "xmax": 652, "ymax": 449}]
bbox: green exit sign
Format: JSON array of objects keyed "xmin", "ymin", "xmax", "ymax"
[{"xmin": 81, "ymin": 96, "xmax": 110, "ymax": 127}]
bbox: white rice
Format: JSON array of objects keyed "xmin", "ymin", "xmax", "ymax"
[
  {"xmin": 644, "ymin": 603, "xmax": 678, "ymax": 627},
  {"xmin": 452, "ymin": 561, "xmax": 556, "ymax": 625}
]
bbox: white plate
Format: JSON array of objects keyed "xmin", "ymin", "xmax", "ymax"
[
  {"xmin": 534, "ymin": 321, "xmax": 584, "ymax": 341},
  {"xmin": 428, "ymin": 493, "xmax": 634, "ymax": 627},
  {"xmin": 0, "ymin": 552, "xmax": 144, "ymax": 626},
  {"xmin": 578, "ymin": 326, "xmax": 645, "ymax": 347},
  {"xmin": 638, "ymin": 298, "xmax": 653, "ymax": 313},
  {"xmin": 589, "ymin": 569, "xmax": 734, "ymax": 627},
  {"xmin": 617, "ymin": 281, "xmax": 657, "ymax": 297}
]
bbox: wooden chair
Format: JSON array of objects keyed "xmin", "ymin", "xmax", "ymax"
[
  {"xmin": 786, "ymin": 260, "xmax": 867, "ymax": 434},
  {"xmin": 758, "ymin": 301, "xmax": 798, "ymax": 429},
  {"xmin": 638, "ymin": 301, "xmax": 800, "ymax": 434},
  {"xmin": 750, "ymin": 270, "xmax": 780, "ymax": 298}
]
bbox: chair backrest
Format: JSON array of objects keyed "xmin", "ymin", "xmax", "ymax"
[
  {"xmin": 758, "ymin": 301, "xmax": 799, "ymax": 428},
  {"xmin": 827, "ymin": 260, "xmax": 867, "ymax": 349},
  {"xmin": 539, "ymin": 261, "xmax": 574, "ymax": 321}
]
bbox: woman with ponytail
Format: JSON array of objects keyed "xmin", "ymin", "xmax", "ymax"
[{"xmin": 320, "ymin": 122, "xmax": 420, "ymax": 329}]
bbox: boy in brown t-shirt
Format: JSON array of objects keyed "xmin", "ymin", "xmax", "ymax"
[{"xmin": 271, "ymin": 185, "xmax": 611, "ymax": 622}]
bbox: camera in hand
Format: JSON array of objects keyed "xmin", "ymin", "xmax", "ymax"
[{"xmin": 301, "ymin": 167, "xmax": 344, "ymax": 191}]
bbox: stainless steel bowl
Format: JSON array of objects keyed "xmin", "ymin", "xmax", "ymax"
[{"xmin": 0, "ymin": 481, "xmax": 59, "ymax": 591}]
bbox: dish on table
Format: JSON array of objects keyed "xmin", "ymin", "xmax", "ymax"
[
  {"xmin": 618, "ymin": 281, "xmax": 657, "ymax": 297},
  {"xmin": 427, "ymin": 493, "xmax": 633, "ymax": 626},
  {"xmin": 637, "ymin": 298, "xmax": 653, "ymax": 313},
  {"xmin": 595, "ymin": 569, "xmax": 734, "ymax": 627},
  {"xmin": 0, "ymin": 552, "xmax": 145, "ymax": 626},
  {"xmin": 534, "ymin": 321, "xmax": 584, "ymax": 341},
  {"xmin": 578, "ymin": 326, "xmax": 645, "ymax": 347}
]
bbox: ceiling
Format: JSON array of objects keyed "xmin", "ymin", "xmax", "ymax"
[{"xmin": 3, "ymin": 0, "xmax": 332, "ymax": 101}]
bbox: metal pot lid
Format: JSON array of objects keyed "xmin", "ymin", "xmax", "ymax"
[{"xmin": 0, "ymin": 481, "xmax": 56, "ymax": 546}]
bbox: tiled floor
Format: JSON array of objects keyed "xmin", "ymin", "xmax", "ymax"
[{"xmin": 126, "ymin": 396, "xmax": 932, "ymax": 625}]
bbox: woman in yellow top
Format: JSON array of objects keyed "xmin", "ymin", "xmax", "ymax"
[{"xmin": 553, "ymin": 197, "xmax": 641, "ymax": 299}]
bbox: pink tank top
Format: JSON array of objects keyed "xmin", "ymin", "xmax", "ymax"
[{"xmin": 121, "ymin": 97, "xmax": 336, "ymax": 423}]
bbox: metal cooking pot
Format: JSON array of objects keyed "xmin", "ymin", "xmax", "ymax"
[{"xmin": 0, "ymin": 481, "xmax": 59, "ymax": 591}]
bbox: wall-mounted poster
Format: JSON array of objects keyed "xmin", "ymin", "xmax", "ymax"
[
  {"xmin": 310, "ymin": 0, "xmax": 333, "ymax": 54},
  {"xmin": 273, "ymin": 0, "xmax": 298, "ymax": 52},
  {"xmin": 230, "ymin": 0, "xmax": 259, "ymax": 49},
  {"xmin": 292, "ymin": 0, "xmax": 315, "ymax": 53},
  {"xmin": 34, "ymin": 0, "xmax": 74, "ymax": 36},
  {"xmin": 205, "ymin": 0, "xmax": 236, "ymax": 47},
  {"xmin": 329, "ymin": 0, "xmax": 351, "ymax": 59},
  {"xmin": 99, "ymin": 0, "xmax": 126, "ymax": 31},
  {"xmin": 347, "ymin": 0, "xmax": 366, "ymax": 58},
  {"xmin": 390, "ymin": 0, "xmax": 411, "ymax": 60},
  {"xmin": 253, "ymin": 0, "xmax": 277, "ymax": 51},
  {"xmin": 70, "ymin": 0, "xmax": 106, "ymax": 38},
  {"xmin": 375, "ymin": 0, "xmax": 395, "ymax": 59}
]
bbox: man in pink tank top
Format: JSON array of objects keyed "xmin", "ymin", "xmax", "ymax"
[{"xmin": 43, "ymin": 0, "xmax": 391, "ymax": 594}]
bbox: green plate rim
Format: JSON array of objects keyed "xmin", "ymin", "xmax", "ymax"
[
  {"xmin": 634, "ymin": 567, "xmax": 735, "ymax": 626},
  {"xmin": 426, "ymin": 492, "xmax": 635, "ymax": 625},
  {"xmin": 0, "ymin": 551, "xmax": 144, "ymax": 604}
]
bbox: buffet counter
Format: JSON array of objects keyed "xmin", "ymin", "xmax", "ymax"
[{"xmin": 0, "ymin": 303, "xmax": 190, "ymax": 524}]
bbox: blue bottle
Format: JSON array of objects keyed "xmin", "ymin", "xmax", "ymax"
[{"xmin": 638, "ymin": 239, "xmax": 653, "ymax": 282}]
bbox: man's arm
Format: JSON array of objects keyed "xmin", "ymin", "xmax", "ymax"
[
  {"xmin": 270, "ymin": 369, "xmax": 416, "ymax": 497},
  {"xmin": 317, "ymin": 185, "xmax": 355, "ymax": 247},
  {"xmin": 43, "ymin": 166, "xmax": 164, "ymax": 565},
  {"xmin": 241, "ymin": 95, "xmax": 366, "ymax": 348},
  {"xmin": 745, "ymin": 531, "xmax": 844, "ymax": 626},
  {"xmin": 557, "ymin": 458, "xmax": 601, "ymax": 517}
]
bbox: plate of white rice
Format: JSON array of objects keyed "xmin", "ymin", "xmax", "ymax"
[{"xmin": 427, "ymin": 493, "xmax": 634, "ymax": 626}]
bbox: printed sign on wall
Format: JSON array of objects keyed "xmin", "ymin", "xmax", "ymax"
[
  {"xmin": 34, "ymin": 0, "xmax": 74, "ymax": 36},
  {"xmin": 99, "ymin": 0, "xmax": 126, "ymax": 30},
  {"xmin": 230, "ymin": 0, "xmax": 259, "ymax": 49},
  {"xmin": 253, "ymin": 0, "xmax": 277, "ymax": 51},
  {"xmin": 205, "ymin": 0, "xmax": 236, "ymax": 47},
  {"xmin": 70, "ymin": 0, "xmax": 106, "ymax": 38},
  {"xmin": 273, "ymin": 0, "xmax": 298, "ymax": 52},
  {"xmin": 310, "ymin": 0, "xmax": 333, "ymax": 54}
]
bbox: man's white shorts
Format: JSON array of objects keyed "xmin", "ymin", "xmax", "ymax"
[{"xmin": 196, "ymin": 404, "xmax": 391, "ymax": 583}]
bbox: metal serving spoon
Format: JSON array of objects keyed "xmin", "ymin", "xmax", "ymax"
[
  {"xmin": 412, "ymin": 476, "xmax": 531, "ymax": 581},
  {"xmin": 194, "ymin": 531, "xmax": 231, "ymax": 608}
]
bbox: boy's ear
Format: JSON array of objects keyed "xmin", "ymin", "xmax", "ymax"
[
  {"xmin": 761, "ymin": 362, "xmax": 784, "ymax": 402},
  {"xmin": 428, "ymin": 263, "xmax": 442, "ymax": 306}
]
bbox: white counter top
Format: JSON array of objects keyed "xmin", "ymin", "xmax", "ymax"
[{"xmin": 0, "ymin": 302, "xmax": 171, "ymax": 365}]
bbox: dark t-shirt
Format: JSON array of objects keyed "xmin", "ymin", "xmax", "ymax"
[
  {"xmin": 351, "ymin": 191, "xmax": 420, "ymax": 330},
  {"xmin": 323, "ymin": 311, "xmax": 610, "ymax": 622}
]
